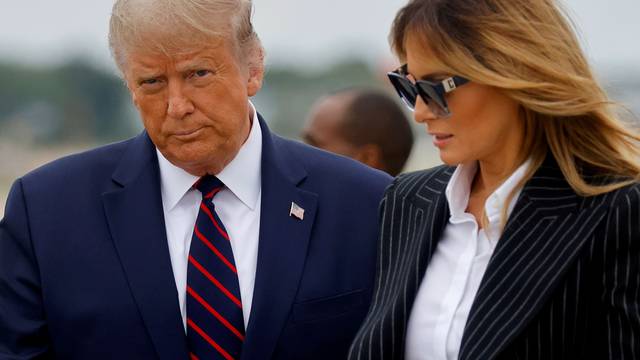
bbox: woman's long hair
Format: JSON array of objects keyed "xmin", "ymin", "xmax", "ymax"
[{"xmin": 391, "ymin": 0, "xmax": 640, "ymax": 227}]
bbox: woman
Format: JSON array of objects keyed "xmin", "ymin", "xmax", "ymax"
[{"xmin": 349, "ymin": 0, "xmax": 640, "ymax": 359}]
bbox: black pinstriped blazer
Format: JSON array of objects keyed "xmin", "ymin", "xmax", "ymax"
[{"xmin": 349, "ymin": 157, "xmax": 640, "ymax": 360}]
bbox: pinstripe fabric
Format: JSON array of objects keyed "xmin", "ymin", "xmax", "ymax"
[{"xmin": 349, "ymin": 158, "xmax": 640, "ymax": 360}]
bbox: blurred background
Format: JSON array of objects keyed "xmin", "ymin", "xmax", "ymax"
[{"xmin": 1, "ymin": 0, "xmax": 639, "ymax": 216}]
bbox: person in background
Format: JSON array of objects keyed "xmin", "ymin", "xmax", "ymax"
[
  {"xmin": 302, "ymin": 88, "xmax": 414, "ymax": 176},
  {"xmin": 350, "ymin": 0, "xmax": 640, "ymax": 359},
  {"xmin": 0, "ymin": 0, "xmax": 391, "ymax": 359}
]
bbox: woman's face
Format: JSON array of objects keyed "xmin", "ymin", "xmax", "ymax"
[{"xmin": 404, "ymin": 35, "xmax": 525, "ymax": 167}]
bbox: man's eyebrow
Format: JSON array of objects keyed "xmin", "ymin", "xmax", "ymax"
[
  {"xmin": 176, "ymin": 58, "xmax": 215, "ymax": 72},
  {"xmin": 129, "ymin": 63, "xmax": 162, "ymax": 75},
  {"xmin": 132, "ymin": 70, "xmax": 163, "ymax": 82}
]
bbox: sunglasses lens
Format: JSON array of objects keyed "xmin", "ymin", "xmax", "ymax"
[
  {"xmin": 388, "ymin": 71, "xmax": 454, "ymax": 118},
  {"xmin": 417, "ymin": 84, "xmax": 451, "ymax": 118},
  {"xmin": 389, "ymin": 75, "xmax": 417, "ymax": 110},
  {"xmin": 427, "ymin": 102, "xmax": 450, "ymax": 118}
]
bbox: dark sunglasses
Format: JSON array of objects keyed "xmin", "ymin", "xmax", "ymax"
[{"xmin": 387, "ymin": 64, "xmax": 469, "ymax": 118}]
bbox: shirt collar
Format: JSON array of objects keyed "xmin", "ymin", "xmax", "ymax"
[
  {"xmin": 445, "ymin": 158, "xmax": 531, "ymax": 223},
  {"xmin": 216, "ymin": 103, "xmax": 262, "ymax": 210},
  {"xmin": 484, "ymin": 158, "xmax": 530, "ymax": 224},
  {"xmin": 445, "ymin": 161, "xmax": 478, "ymax": 220},
  {"xmin": 157, "ymin": 101, "xmax": 262, "ymax": 211}
]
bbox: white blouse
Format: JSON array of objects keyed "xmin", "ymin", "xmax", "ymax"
[{"xmin": 405, "ymin": 160, "xmax": 530, "ymax": 360}]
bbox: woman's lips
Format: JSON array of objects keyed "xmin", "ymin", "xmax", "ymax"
[{"xmin": 430, "ymin": 133, "xmax": 454, "ymax": 148}]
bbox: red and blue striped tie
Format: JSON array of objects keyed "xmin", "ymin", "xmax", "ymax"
[{"xmin": 187, "ymin": 175, "xmax": 245, "ymax": 360}]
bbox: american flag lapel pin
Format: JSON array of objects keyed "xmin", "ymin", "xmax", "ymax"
[{"xmin": 289, "ymin": 202, "xmax": 305, "ymax": 220}]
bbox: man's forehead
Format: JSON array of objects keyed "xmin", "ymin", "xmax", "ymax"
[{"xmin": 125, "ymin": 43, "xmax": 231, "ymax": 71}]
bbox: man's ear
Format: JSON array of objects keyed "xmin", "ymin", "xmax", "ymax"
[
  {"xmin": 123, "ymin": 76, "xmax": 139, "ymax": 108},
  {"xmin": 247, "ymin": 48, "xmax": 265, "ymax": 97},
  {"xmin": 130, "ymin": 91, "xmax": 139, "ymax": 108}
]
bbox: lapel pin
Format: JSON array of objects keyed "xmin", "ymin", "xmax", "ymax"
[{"xmin": 289, "ymin": 202, "xmax": 305, "ymax": 220}]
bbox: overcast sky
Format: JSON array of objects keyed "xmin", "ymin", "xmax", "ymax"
[{"xmin": 0, "ymin": 0, "xmax": 639, "ymax": 72}]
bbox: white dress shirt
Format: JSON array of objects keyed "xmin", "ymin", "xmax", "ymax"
[
  {"xmin": 157, "ymin": 104, "xmax": 262, "ymax": 331},
  {"xmin": 405, "ymin": 160, "xmax": 530, "ymax": 360}
]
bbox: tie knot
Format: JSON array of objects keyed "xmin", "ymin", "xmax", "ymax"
[{"xmin": 193, "ymin": 175, "xmax": 224, "ymax": 200}]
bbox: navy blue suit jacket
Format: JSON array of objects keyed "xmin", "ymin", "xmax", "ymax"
[{"xmin": 0, "ymin": 116, "xmax": 392, "ymax": 360}]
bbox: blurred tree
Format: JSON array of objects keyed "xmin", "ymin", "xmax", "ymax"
[
  {"xmin": 0, "ymin": 59, "xmax": 133, "ymax": 144},
  {"xmin": 2, "ymin": 58, "xmax": 635, "ymax": 146},
  {"xmin": 255, "ymin": 59, "xmax": 389, "ymax": 138}
]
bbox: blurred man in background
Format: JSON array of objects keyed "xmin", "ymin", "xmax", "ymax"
[{"xmin": 302, "ymin": 88, "xmax": 414, "ymax": 176}]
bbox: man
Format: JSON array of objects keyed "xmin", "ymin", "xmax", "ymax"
[
  {"xmin": 302, "ymin": 88, "xmax": 414, "ymax": 176},
  {"xmin": 0, "ymin": 1, "xmax": 391, "ymax": 359}
]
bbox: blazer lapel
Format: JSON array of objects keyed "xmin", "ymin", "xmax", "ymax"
[
  {"xmin": 240, "ymin": 116, "xmax": 318, "ymax": 360},
  {"xmin": 375, "ymin": 168, "xmax": 453, "ymax": 358},
  {"xmin": 459, "ymin": 159, "xmax": 609, "ymax": 360},
  {"xmin": 411, "ymin": 168, "xmax": 454, "ymax": 292},
  {"xmin": 102, "ymin": 132, "xmax": 189, "ymax": 360}
]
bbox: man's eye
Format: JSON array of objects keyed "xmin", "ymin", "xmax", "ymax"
[
  {"xmin": 193, "ymin": 70, "xmax": 211, "ymax": 78},
  {"xmin": 140, "ymin": 78, "xmax": 159, "ymax": 86}
]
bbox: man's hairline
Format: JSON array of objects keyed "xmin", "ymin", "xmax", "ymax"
[{"xmin": 113, "ymin": 31, "xmax": 261, "ymax": 77}]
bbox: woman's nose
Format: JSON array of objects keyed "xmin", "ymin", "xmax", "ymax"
[{"xmin": 413, "ymin": 96, "xmax": 437, "ymax": 124}]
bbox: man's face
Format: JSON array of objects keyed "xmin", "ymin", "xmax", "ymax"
[{"xmin": 124, "ymin": 40, "xmax": 263, "ymax": 176}]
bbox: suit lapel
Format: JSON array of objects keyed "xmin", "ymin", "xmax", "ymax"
[
  {"xmin": 380, "ymin": 168, "xmax": 452, "ymax": 358},
  {"xmin": 240, "ymin": 116, "xmax": 318, "ymax": 360},
  {"xmin": 102, "ymin": 133, "xmax": 189, "ymax": 360},
  {"xmin": 411, "ymin": 168, "xmax": 454, "ymax": 291},
  {"xmin": 459, "ymin": 159, "xmax": 609, "ymax": 360}
]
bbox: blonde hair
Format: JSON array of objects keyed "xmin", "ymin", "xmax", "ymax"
[
  {"xmin": 391, "ymin": 0, "xmax": 640, "ymax": 229},
  {"xmin": 109, "ymin": 0, "xmax": 263, "ymax": 73}
]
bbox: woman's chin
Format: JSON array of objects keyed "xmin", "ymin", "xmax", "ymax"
[{"xmin": 438, "ymin": 151, "xmax": 463, "ymax": 166}]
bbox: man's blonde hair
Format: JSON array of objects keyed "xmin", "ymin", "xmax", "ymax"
[{"xmin": 109, "ymin": 0, "xmax": 263, "ymax": 73}]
